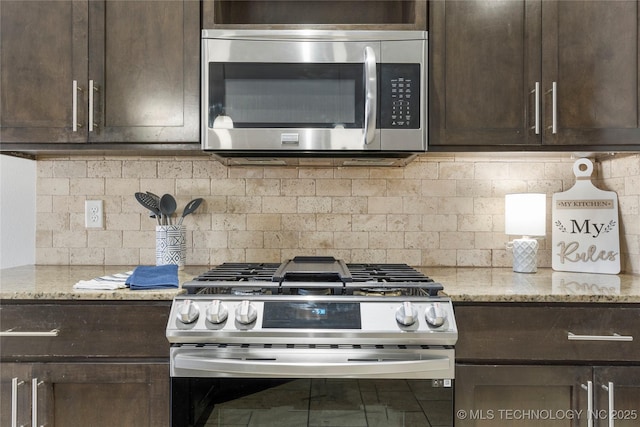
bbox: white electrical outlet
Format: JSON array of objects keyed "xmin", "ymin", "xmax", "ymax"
[{"xmin": 85, "ymin": 200, "xmax": 104, "ymax": 228}]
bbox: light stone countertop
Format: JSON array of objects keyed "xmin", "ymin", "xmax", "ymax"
[
  {"xmin": 1, "ymin": 265, "xmax": 639, "ymax": 303},
  {"xmin": 421, "ymin": 267, "xmax": 640, "ymax": 303},
  {"xmin": 0, "ymin": 265, "xmax": 198, "ymax": 300}
]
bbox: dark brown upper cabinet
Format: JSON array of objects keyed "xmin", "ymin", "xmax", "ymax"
[
  {"xmin": 0, "ymin": 1, "xmax": 88, "ymax": 143},
  {"xmin": 429, "ymin": 0, "xmax": 640, "ymax": 150},
  {"xmin": 0, "ymin": 0, "xmax": 199, "ymax": 144},
  {"xmin": 202, "ymin": 0, "xmax": 427, "ymax": 30}
]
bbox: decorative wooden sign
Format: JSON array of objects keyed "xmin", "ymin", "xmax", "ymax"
[{"xmin": 552, "ymin": 159, "xmax": 620, "ymax": 274}]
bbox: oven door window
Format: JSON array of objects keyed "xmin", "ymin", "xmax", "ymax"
[
  {"xmin": 171, "ymin": 377, "xmax": 453, "ymax": 427},
  {"xmin": 208, "ymin": 63, "xmax": 365, "ymax": 128}
]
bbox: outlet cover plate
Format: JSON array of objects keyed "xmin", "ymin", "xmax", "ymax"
[{"xmin": 85, "ymin": 200, "xmax": 103, "ymax": 228}]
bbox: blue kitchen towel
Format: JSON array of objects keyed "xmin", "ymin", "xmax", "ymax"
[{"xmin": 126, "ymin": 265, "xmax": 179, "ymax": 290}]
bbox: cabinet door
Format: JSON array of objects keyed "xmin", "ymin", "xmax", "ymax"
[
  {"xmin": 429, "ymin": 0, "xmax": 542, "ymax": 147},
  {"xmin": 34, "ymin": 363, "xmax": 169, "ymax": 426},
  {"xmin": 594, "ymin": 367, "xmax": 640, "ymax": 427},
  {"xmin": 455, "ymin": 365, "xmax": 590, "ymax": 426},
  {"xmin": 0, "ymin": 0, "xmax": 88, "ymax": 143},
  {"xmin": 542, "ymin": 0, "xmax": 640, "ymax": 146},
  {"xmin": 0, "ymin": 364, "xmax": 32, "ymax": 427},
  {"xmin": 87, "ymin": 0, "xmax": 199, "ymax": 143}
]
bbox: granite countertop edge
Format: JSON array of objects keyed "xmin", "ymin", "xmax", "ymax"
[
  {"xmin": 443, "ymin": 293, "xmax": 640, "ymax": 304},
  {"xmin": 1, "ymin": 265, "xmax": 639, "ymax": 303},
  {"xmin": 0, "ymin": 265, "xmax": 195, "ymax": 301}
]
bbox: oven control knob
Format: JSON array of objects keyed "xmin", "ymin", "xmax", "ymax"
[
  {"xmin": 395, "ymin": 302, "xmax": 418, "ymax": 326},
  {"xmin": 425, "ymin": 303, "xmax": 447, "ymax": 328},
  {"xmin": 205, "ymin": 300, "xmax": 228, "ymax": 324},
  {"xmin": 235, "ymin": 300, "xmax": 258, "ymax": 325},
  {"xmin": 177, "ymin": 299, "xmax": 200, "ymax": 324}
]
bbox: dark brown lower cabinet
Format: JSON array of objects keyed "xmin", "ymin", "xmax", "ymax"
[
  {"xmin": 456, "ymin": 365, "xmax": 640, "ymax": 426},
  {"xmin": 456, "ymin": 365, "xmax": 589, "ymax": 426},
  {"xmin": 40, "ymin": 363, "xmax": 168, "ymax": 426},
  {"xmin": 1, "ymin": 362, "xmax": 168, "ymax": 426},
  {"xmin": 0, "ymin": 301, "xmax": 171, "ymax": 426},
  {"xmin": 454, "ymin": 303, "xmax": 640, "ymax": 427},
  {"xmin": 0, "ymin": 363, "xmax": 32, "ymax": 426},
  {"xmin": 593, "ymin": 367, "xmax": 640, "ymax": 427}
]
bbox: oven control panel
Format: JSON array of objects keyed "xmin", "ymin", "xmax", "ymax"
[{"xmin": 167, "ymin": 296, "xmax": 457, "ymax": 346}]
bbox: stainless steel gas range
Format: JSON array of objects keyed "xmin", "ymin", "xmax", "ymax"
[{"xmin": 167, "ymin": 257, "xmax": 457, "ymax": 427}]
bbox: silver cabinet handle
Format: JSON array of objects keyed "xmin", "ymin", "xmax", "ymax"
[
  {"xmin": 601, "ymin": 381, "xmax": 615, "ymax": 427},
  {"xmin": 581, "ymin": 381, "xmax": 594, "ymax": 427},
  {"xmin": 568, "ymin": 332, "xmax": 633, "ymax": 342},
  {"xmin": 548, "ymin": 81, "xmax": 557, "ymax": 134},
  {"xmin": 31, "ymin": 378, "xmax": 43, "ymax": 427},
  {"xmin": 89, "ymin": 80, "xmax": 99, "ymax": 132},
  {"xmin": 11, "ymin": 378, "xmax": 24, "ymax": 427},
  {"xmin": 72, "ymin": 80, "xmax": 81, "ymax": 132},
  {"xmin": 363, "ymin": 46, "xmax": 377, "ymax": 145},
  {"xmin": 0, "ymin": 329, "xmax": 59, "ymax": 337},
  {"xmin": 531, "ymin": 82, "xmax": 540, "ymax": 134}
]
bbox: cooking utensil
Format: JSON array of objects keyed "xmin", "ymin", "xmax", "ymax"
[
  {"xmin": 145, "ymin": 192, "xmax": 161, "ymax": 223},
  {"xmin": 135, "ymin": 192, "xmax": 161, "ymax": 224},
  {"xmin": 159, "ymin": 194, "xmax": 177, "ymax": 225},
  {"xmin": 146, "ymin": 191, "xmax": 160, "ymax": 205},
  {"xmin": 178, "ymin": 198, "xmax": 203, "ymax": 225}
]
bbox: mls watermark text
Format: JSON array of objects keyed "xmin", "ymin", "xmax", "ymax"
[{"xmin": 456, "ymin": 409, "xmax": 638, "ymax": 422}]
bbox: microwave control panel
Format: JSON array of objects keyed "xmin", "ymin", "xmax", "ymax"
[{"xmin": 380, "ymin": 64, "xmax": 421, "ymax": 129}]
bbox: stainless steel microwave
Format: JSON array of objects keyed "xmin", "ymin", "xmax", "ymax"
[{"xmin": 201, "ymin": 30, "xmax": 427, "ymax": 162}]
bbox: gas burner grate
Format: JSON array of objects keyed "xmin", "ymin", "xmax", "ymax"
[
  {"xmin": 192, "ymin": 262, "xmax": 280, "ymax": 282},
  {"xmin": 347, "ymin": 282, "xmax": 442, "ymax": 297},
  {"xmin": 186, "ymin": 281, "xmax": 443, "ymax": 297},
  {"xmin": 184, "ymin": 261, "xmax": 442, "ymax": 296},
  {"xmin": 346, "ymin": 263, "xmax": 435, "ymax": 283}
]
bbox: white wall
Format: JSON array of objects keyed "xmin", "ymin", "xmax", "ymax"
[{"xmin": 0, "ymin": 155, "xmax": 36, "ymax": 268}]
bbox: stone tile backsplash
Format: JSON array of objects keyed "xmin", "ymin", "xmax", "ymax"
[{"xmin": 35, "ymin": 153, "xmax": 640, "ymax": 274}]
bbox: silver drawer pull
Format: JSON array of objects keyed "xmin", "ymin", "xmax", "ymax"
[
  {"xmin": 601, "ymin": 381, "xmax": 615, "ymax": 427},
  {"xmin": 568, "ymin": 332, "xmax": 633, "ymax": 342},
  {"xmin": 581, "ymin": 381, "xmax": 594, "ymax": 427},
  {"xmin": 12, "ymin": 378, "xmax": 24, "ymax": 427},
  {"xmin": 32, "ymin": 378, "xmax": 43, "ymax": 427},
  {"xmin": 0, "ymin": 329, "xmax": 59, "ymax": 337}
]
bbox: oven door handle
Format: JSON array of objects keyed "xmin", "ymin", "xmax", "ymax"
[
  {"xmin": 174, "ymin": 353, "xmax": 451, "ymax": 378},
  {"xmin": 363, "ymin": 46, "xmax": 377, "ymax": 145}
]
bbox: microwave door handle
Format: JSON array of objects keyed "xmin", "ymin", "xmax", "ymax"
[{"xmin": 363, "ymin": 46, "xmax": 377, "ymax": 145}]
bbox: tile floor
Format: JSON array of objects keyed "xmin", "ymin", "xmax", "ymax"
[{"xmin": 204, "ymin": 378, "xmax": 452, "ymax": 426}]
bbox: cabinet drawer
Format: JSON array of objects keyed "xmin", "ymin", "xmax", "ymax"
[
  {"xmin": 454, "ymin": 304, "xmax": 640, "ymax": 363},
  {"xmin": 0, "ymin": 301, "xmax": 171, "ymax": 360}
]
